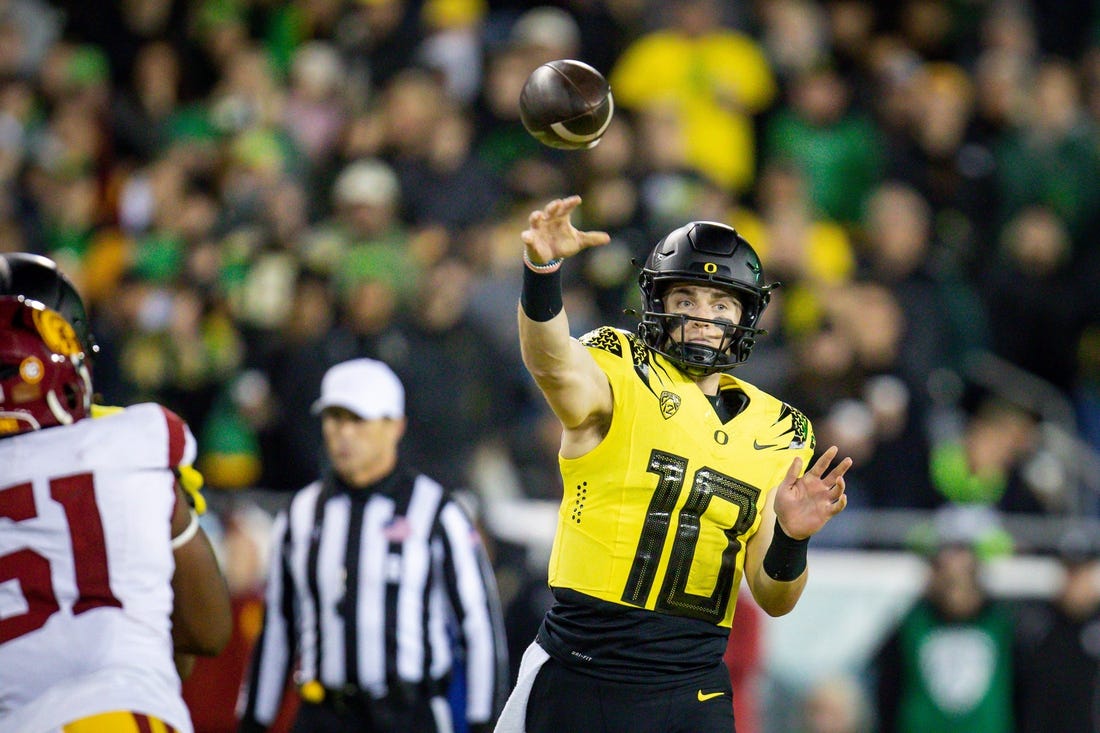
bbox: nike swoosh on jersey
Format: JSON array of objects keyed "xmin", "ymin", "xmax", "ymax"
[
  {"xmin": 753, "ymin": 439, "xmax": 778, "ymax": 450},
  {"xmin": 697, "ymin": 690, "xmax": 725, "ymax": 702}
]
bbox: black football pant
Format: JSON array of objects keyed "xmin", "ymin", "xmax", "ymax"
[
  {"xmin": 525, "ymin": 656, "xmax": 736, "ymax": 733},
  {"xmin": 291, "ymin": 693, "xmax": 448, "ymax": 733}
]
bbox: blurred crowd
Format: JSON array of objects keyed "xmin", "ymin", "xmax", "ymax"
[
  {"xmin": 7, "ymin": 0, "xmax": 1100, "ymax": 730},
  {"xmin": 3, "ymin": 0, "xmax": 1097, "ymax": 532}
]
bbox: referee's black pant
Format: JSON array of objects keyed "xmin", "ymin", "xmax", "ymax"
[{"xmin": 291, "ymin": 690, "xmax": 450, "ymax": 733}]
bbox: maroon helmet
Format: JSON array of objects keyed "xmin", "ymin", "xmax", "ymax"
[{"xmin": 0, "ymin": 296, "xmax": 91, "ymax": 436}]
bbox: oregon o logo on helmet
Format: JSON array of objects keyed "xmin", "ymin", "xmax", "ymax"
[{"xmin": 703, "ymin": 262, "xmax": 718, "ymax": 274}]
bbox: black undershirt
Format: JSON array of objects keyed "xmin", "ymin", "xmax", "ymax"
[
  {"xmin": 537, "ymin": 588, "xmax": 729, "ymax": 681},
  {"xmin": 707, "ymin": 388, "xmax": 749, "ymax": 423}
]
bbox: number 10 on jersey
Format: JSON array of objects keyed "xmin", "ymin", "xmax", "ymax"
[{"xmin": 622, "ymin": 450, "xmax": 761, "ymax": 624}]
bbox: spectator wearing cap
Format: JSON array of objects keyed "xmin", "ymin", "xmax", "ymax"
[
  {"xmin": 307, "ymin": 157, "xmax": 423, "ymax": 305},
  {"xmin": 238, "ymin": 358, "xmax": 508, "ymax": 733}
]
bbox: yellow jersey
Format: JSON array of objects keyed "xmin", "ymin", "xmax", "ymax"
[{"xmin": 547, "ymin": 327, "xmax": 814, "ymax": 628}]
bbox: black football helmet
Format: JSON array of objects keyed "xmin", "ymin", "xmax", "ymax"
[
  {"xmin": 637, "ymin": 221, "xmax": 777, "ymax": 376},
  {"xmin": 0, "ymin": 253, "xmax": 97, "ymax": 362}
]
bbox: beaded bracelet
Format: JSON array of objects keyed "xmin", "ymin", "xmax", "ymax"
[{"xmin": 523, "ymin": 250, "xmax": 564, "ymax": 273}]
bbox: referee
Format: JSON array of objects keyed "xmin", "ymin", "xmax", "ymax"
[{"xmin": 238, "ymin": 358, "xmax": 508, "ymax": 733}]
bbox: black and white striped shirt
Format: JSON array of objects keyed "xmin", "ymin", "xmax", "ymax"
[{"xmin": 238, "ymin": 465, "xmax": 508, "ymax": 729}]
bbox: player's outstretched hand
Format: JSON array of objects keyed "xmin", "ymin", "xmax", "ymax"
[
  {"xmin": 521, "ymin": 195, "xmax": 610, "ymax": 265},
  {"xmin": 773, "ymin": 445, "xmax": 851, "ymax": 540}
]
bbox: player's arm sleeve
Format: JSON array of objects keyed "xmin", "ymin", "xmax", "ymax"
[
  {"xmin": 238, "ymin": 511, "xmax": 295, "ymax": 732},
  {"xmin": 437, "ymin": 501, "xmax": 509, "ymax": 726}
]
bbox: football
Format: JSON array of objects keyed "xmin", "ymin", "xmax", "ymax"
[{"xmin": 519, "ymin": 59, "xmax": 614, "ymax": 150}]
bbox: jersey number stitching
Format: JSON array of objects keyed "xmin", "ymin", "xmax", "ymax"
[
  {"xmin": 621, "ymin": 450, "xmax": 760, "ymax": 624},
  {"xmin": 0, "ymin": 473, "xmax": 122, "ymax": 644}
]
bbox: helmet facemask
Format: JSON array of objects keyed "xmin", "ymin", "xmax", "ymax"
[{"xmin": 642, "ymin": 307, "xmax": 760, "ymax": 377}]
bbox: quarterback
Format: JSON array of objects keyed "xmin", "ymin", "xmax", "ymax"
[
  {"xmin": 496, "ymin": 196, "xmax": 851, "ymax": 733},
  {"xmin": 0, "ymin": 286, "xmax": 230, "ymax": 731}
]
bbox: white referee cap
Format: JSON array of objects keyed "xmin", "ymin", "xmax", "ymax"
[{"xmin": 312, "ymin": 358, "xmax": 405, "ymax": 420}]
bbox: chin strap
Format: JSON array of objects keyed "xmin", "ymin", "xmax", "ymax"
[{"xmin": 646, "ymin": 310, "xmax": 761, "ymax": 375}]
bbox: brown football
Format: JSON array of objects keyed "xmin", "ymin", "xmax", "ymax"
[{"xmin": 519, "ymin": 59, "xmax": 614, "ymax": 150}]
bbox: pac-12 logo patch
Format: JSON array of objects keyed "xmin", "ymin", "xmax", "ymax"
[{"xmin": 659, "ymin": 391, "xmax": 681, "ymax": 419}]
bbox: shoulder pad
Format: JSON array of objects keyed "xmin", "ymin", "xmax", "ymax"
[
  {"xmin": 90, "ymin": 403, "xmax": 125, "ymax": 418},
  {"xmin": 778, "ymin": 402, "xmax": 814, "ymax": 451},
  {"xmin": 579, "ymin": 327, "xmax": 649, "ymax": 366}
]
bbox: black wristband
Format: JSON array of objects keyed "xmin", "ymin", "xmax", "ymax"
[
  {"xmin": 763, "ymin": 519, "xmax": 809, "ymax": 582},
  {"xmin": 521, "ymin": 265, "xmax": 563, "ymax": 322}
]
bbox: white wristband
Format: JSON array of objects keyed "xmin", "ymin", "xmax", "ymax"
[{"xmin": 171, "ymin": 510, "xmax": 200, "ymax": 550}]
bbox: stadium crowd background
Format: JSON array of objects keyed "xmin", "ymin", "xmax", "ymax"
[{"xmin": 5, "ymin": 0, "xmax": 1100, "ymax": 730}]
